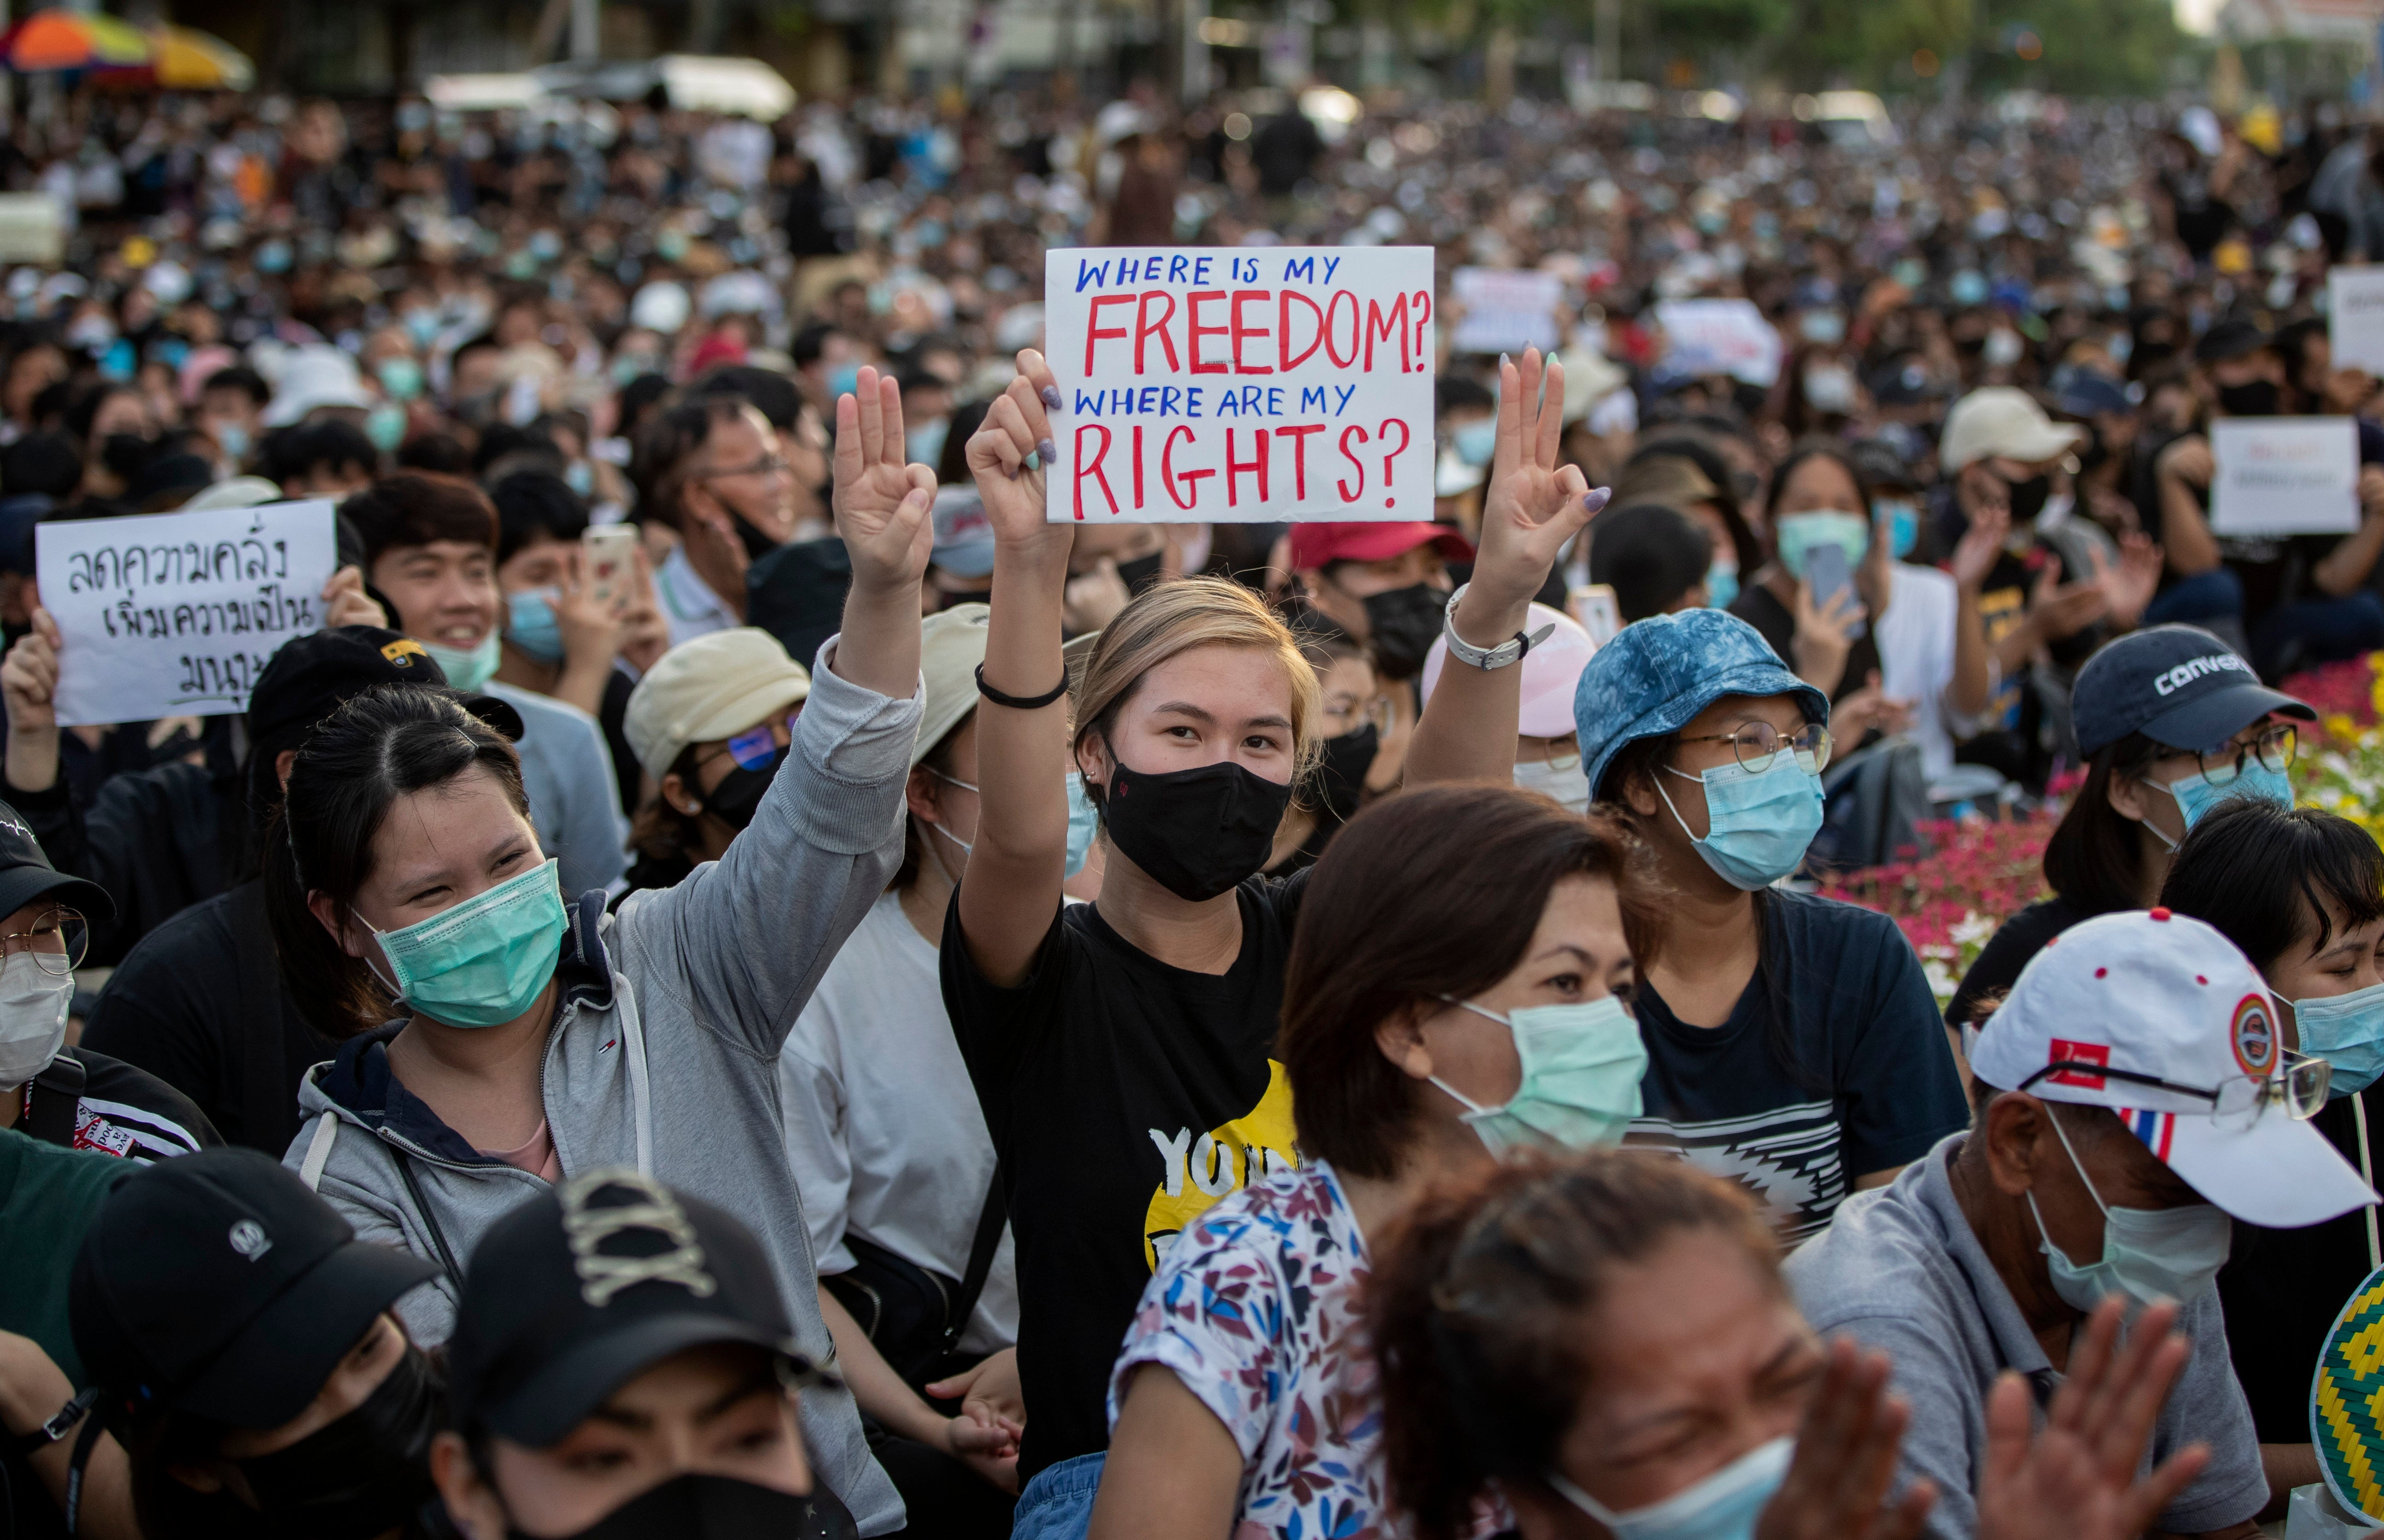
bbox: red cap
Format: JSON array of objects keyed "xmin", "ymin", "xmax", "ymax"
[{"xmin": 1286, "ymin": 521, "xmax": 1475, "ymax": 571}]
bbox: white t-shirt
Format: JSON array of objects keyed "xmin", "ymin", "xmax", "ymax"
[
  {"xmin": 656, "ymin": 544, "xmax": 739, "ymax": 649},
  {"xmin": 1873, "ymin": 562, "xmax": 1960, "ymax": 783},
  {"xmin": 777, "ymin": 890, "xmax": 1019, "ymax": 1355}
]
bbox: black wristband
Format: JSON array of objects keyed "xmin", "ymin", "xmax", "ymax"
[
  {"xmin": 17, "ymin": 1387, "xmax": 98, "ymax": 1456},
  {"xmin": 974, "ymin": 663, "xmax": 1069, "ymax": 711}
]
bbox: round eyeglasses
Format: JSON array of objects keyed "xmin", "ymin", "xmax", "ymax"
[
  {"xmin": 1674, "ymin": 720, "xmax": 1835, "ymax": 776},
  {"xmin": 2197, "ymin": 723, "xmax": 2297, "ymax": 787},
  {"xmin": 0, "ymin": 906, "xmax": 86, "ymax": 977}
]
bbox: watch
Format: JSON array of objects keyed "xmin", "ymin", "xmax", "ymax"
[
  {"xmin": 15, "ymin": 1387, "xmax": 97, "ymax": 1456},
  {"xmin": 1439, "ymin": 583, "xmax": 1553, "ymax": 671}
]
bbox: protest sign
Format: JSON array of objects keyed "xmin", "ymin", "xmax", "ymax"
[
  {"xmin": 2331, "ymin": 267, "xmax": 2384, "ymax": 376},
  {"xmin": 2210, "ymin": 417, "xmax": 2360, "ymax": 538},
  {"xmin": 1450, "ymin": 267, "xmax": 1564, "ymax": 355},
  {"xmin": 36, "ymin": 499, "xmax": 337, "ymax": 726},
  {"xmin": 1043, "ymin": 246, "xmax": 1436, "ymax": 523},
  {"xmin": 1653, "ymin": 298, "xmax": 1782, "ymax": 387}
]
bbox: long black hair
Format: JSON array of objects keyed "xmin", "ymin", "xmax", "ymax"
[
  {"xmin": 2040, "ymin": 731, "xmax": 2171, "ymax": 913},
  {"xmin": 265, "ymin": 685, "xmax": 530, "ymax": 1036},
  {"xmin": 2159, "ymin": 799, "xmax": 2384, "ymax": 972}
]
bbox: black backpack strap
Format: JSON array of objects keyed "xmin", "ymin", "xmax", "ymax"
[
  {"xmin": 938, "ymin": 1172, "xmax": 1008, "ymax": 1355},
  {"xmin": 230, "ymin": 882, "xmax": 290, "ymax": 1152},
  {"xmin": 394, "ymin": 1150, "xmax": 466, "ymax": 1285},
  {"xmin": 24, "ymin": 1053, "xmax": 86, "ymax": 1148}
]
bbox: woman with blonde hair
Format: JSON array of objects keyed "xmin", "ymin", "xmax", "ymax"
[{"xmin": 946, "ymin": 346, "xmax": 1604, "ymax": 1540}]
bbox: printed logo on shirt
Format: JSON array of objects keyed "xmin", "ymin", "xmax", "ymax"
[
  {"xmin": 2230, "ymin": 994, "xmax": 2277, "ymax": 1076},
  {"xmin": 72, "ymin": 1108, "xmax": 135, "ymax": 1159},
  {"xmin": 1142, "ymin": 1060, "xmax": 1299, "ymax": 1271},
  {"xmin": 1625, "ymin": 1101, "xmax": 1846, "ymax": 1242},
  {"xmin": 2046, "ymin": 1038, "xmax": 2112, "ymax": 1090}
]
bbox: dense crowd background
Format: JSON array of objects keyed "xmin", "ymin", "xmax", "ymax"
[{"xmin": 0, "ymin": 73, "xmax": 2376, "ymax": 1540}]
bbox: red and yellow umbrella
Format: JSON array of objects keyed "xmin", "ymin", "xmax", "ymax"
[
  {"xmin": 144, "ymin": 25, "xmax": 251, "ymax": 89},
  {"xmin": 0, "ymin": 9, "xmax": 151, "ymax": 71}
]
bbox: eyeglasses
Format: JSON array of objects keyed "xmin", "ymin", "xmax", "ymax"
[
  {"xmin": 701, "ymin": 453, "xmax": 792, "ymax": 482},
  {"xmin": 0, "ymin": 906, "xmax": 86, "ymax": 977},
  {"xmin": 1675, "ymin": 720, "xmax": 1834, "ymax": 776},
  {"xmin": 2196, "ymin": 723, "xmax": 2298, "ymax": 786},
  {"xmin": 2018, "ymin": 1052, "xmax": 2328, "ymax": 1132}
]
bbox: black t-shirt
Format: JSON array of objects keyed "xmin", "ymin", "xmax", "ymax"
[
  {"xmin": 941, "ymin": 877, "xmax": 1307, "ymax": 1480},
  {"xmin": 2133, "ymin": 425, "xmax": 2380, "ymax": 625},
  {"xmin": 20, "ymin": 1047, "xmax": 219, "ymax": 1162},
  {"xmin": 1728, "ymin": 582, "xmax": 1879, "ymax": 704},
  {"xmin": 1622, "ymin": 890, "xmax": 1969, "ymax": 1243},
  {"xmin": 2219, "ymin": 1088, "xmax": 2380, "ymax": 1441},
  {"xmin": 80, "ymin": 881, "xmax": 340, "ymax": 1156},
  {"xmin": 1945, "ymin": 894, "xmax": 2101, "ymax": 1030},
  {"xmin": 599, "ymin": 665, "xmax": 641, "ymax": 830}
]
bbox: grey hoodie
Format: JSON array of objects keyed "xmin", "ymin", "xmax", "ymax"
[{"xmin": 283, "ymin": 642, "xmax": 919, "ymax": 1537}]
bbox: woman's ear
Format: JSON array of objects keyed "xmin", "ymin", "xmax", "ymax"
[
  {"xmin": 1075, "ymin": 732, "xmax": 1113, "ymax": 796},
  {"xmin": 905, "ymin": 765, "xmax": 942, "ymax": 825},
  {"xmin": 2106, "ymin": 769, "xmax": 2151, "ymax": 825},
  {"xmin": 1373, "ymin": 1002, "xmax": 1439, "ymax": 1084},
  {"xmin": 306, "ymin": 890, "xmax": 370, "ymax": 961},
  {"xmin": 659, "ymin": 770, "xmax": 702, "ymax": 818},
  {"xmin": 430, "ymin": 1433, "xmax": 508, "ymax": 1540},
  {"xmin": 1620, "ymin": 766, "xmax": 1662, "ymax": 821}
]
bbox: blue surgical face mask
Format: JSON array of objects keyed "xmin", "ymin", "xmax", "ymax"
[
  {"xmin": 907, "ymin": 415, "xmax": 950, "ymax": 474},
  {"xmin": 507, "ymin": 588, "xmax": 564, "ymax": 665},
  {"xmin": 1655, "ymin": 751, "xmax": 1825, "ymax": 891},
  {"xmin": 1705, "ymin": 561, "xmax": 1739, "ymax": 610},
  {"xmin": 1774, "ymin": 510, "xmax": 1870, "ymax": 580},
  {"xmin": 2026, "ymin": 1104, "xmax": 2232, "ymax": 1309},
  {"xmin": 423, "ymin": 631, "xmax": 502, "ymax": 692},
  {"xmin": 2154, "ymin": 759, "xmax": 2294, "ymax": 828},
  {"xmin": 826, "ymin": 362, "xmax": 861, "ymax": 401},
  {"xmin": 364, "ymin": 403, "xmax": 407, "ymax": 453},
  {"xmin": 1548, "ymin": 1436, "xmax": 1794, "ymax": 1540},
  {"xmin": 377, "ymin": 355, "xmax": 425, "ymax": 402},
  {"xmin": 1064, "ymin": 771, "xmax": 1100, "ymax": 877},
  {"xmin": 1874, "ymin": 498, "xmax": 1921, "ymax": 560},
  {"xmin": 1452, "ymin": 417, "xmax": 1498, "ymax": 468},
  {"xmin": 1429, "ymin": 994, "xmax": 1647, "ymax": 1157},
  {"xmin": 2295, "ymin": 982, "xmax": 2384, "ymax": 1096},
  {"xmin": 565, "ymin": 459, "xmax": 594, "ymax": 498},
  {"xmin": 361, "ymin": 858, "xmax": 568, "ymax": 1029},
  {"xmin": 215, "ymin": 422, "xmax": 250, "ymax": 463}
]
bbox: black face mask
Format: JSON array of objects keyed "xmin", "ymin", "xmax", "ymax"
[
  {"xmin": 727, "ymin": 506, "xmax": 788, "ymax": 562},
  {"xmin": 1115, "ymin": 550, "xmax": 1165, "ymax": 596},
  {"xmin": 101, "ymin": 432, "xmax": 154, "ymax": 480},
  {"xmin": 940, "ymin": 587, "xmax": 992, "ymax": 611},
  {"xmin": 1357, "ymin": 582, "xmax": 1446, "ymax": 681},
  {"xmin": 514, "ymin": 1472, "xmax": 822, "ymax": 1540},
  {"xmin": 2217, "ymin": 379, "xmax": 2281, "ymax": 417},
  {"xmin": 700, "ymin": 752, "xmax": 782, "ymax": 831},
  {"xmin": 231, "ymin": 1345, "xmax": 441, "ymax": 1540},
  {"xmin": 2078, "ymin": 424, "xmax": 2110, "ymax": 475},
  {"xmin": 1999, "ymin": 474, "xmax": 2051, "ymax": 526},
  {"xmin": 1097, "ymin": 750, "xmax": 1296, "ymax": 901},
  {"xmin": 1313, "ymin": 723, "xmax": 1378, "ymax": 825}
]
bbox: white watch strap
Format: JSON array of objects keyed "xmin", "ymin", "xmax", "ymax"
[{"xmin": 1441, "ymin": 582, "xmax": 1552, "ymax": 670}]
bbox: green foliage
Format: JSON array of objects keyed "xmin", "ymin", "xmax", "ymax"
[{"xmin": 1967, "ymin": 0, "xmax": 2181, "ymax": 95}]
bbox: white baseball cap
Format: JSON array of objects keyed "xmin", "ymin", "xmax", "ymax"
[
  {"xmin": 917, "ymin": 604, "xmax": 989, "ymax": 769},
  {"xmin": 1939, "ymin": 386, "xmax": 2086, "ymax": 472},
  {"xmin": 1970, "ymin": 908, "xmax": 2375, "ymax": 1227},
  {"xmin": 1420, "ymin": 602, "xmax": 1594, "ymax": 739},
  {"xmin": 623, "ymin": 628, "xmax": 811, "ymax": 782}
]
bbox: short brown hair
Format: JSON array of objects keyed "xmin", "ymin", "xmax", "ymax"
[
  {"xmin": 1368, "ymin": 1151, "xmax": 1779, "ymax": 1540},
  {"xmin": 339, "ymin": 473, "xmax": 498, "ymax": 566},
  {"xmin": 1278, "ymin": 784, "xmax": 1660, "ymax": 1180}
]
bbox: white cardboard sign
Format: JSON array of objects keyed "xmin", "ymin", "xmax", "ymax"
[
  {"xmin": 1450, "ymin": 267, "xmax": 1564, "ymax": 355},
  {"xmin": 1042, "ymin": 246, "xmax": 1436, "ymax": 523},
  {"xmin": 36, "ymin": 499, "xmax": 338, "ymax": 726},
  {"xmin": 2210, "ymin": 417, "xmax": 2360, "ymax": 538},
  {"xmin": 2331, "ymin": 267, "xmax": 2384, "ymax": 375},
  {"xmin": 1654, "ymin": 298, "xmax": 1782, "ymax": 387}
]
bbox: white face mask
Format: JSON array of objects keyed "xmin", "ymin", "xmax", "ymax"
[
  {"xmin": 1548, "ymin": 1435, "xmax": 1795, "ymax": 1540},
  {"xmin": 1513, "ymin": 755, "xmax": 1590, "ymax": 814},
  {"xmin": 0, "ymin": 952, "xmax": 73, "ymax": 1089}
]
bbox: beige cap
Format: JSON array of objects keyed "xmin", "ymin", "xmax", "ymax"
[
  {"xmin": 1939, "ymin": 386, "xmax": 2085, "ymax": 472},
  {"xmin": 624, "ymin": 628, "xmax": 811, "ymax": 782},
  {"xmin": 917, "ymin": 604, "xmax": 990, "ymax": 767}
]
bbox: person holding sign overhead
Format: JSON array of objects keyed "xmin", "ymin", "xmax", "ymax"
[{"xmin": 944, "ymin": 344, "xmax": 1605, "ymax": 1540}]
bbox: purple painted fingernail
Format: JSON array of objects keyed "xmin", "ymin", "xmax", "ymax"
[
  {"xmin": 1584, "ymin": 487, "xmax": 1612, "ymax": 512},
  {"xmin": 1038, "ymin": 438, "xmax": 1059, "ymax": 465},
  {"xmin": 1039, "ymin": 385, "xmax": 1062, "ymax": 410}
]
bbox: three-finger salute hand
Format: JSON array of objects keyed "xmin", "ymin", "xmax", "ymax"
[{"xmin": 834, "ymin": 364, "xmax": 936, "ymax": 590}]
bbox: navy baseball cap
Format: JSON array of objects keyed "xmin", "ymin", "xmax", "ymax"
[
  {"xmin": 2056, "ymin": 371, "xmax": 2133, "ymax": 419},
  {"xmin": 1574, "ymin": 608, "xmax": 1829, "ymax": 799},
  {"xmin": 2072, "ymin": 625, "xmax": 2314, "ymax": 758}
]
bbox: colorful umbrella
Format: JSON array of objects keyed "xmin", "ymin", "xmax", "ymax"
[
  {"xmin": 0, "ymin": 9, "xmax": 151, "ymax": 71},
  {"xmin": 146, "ymin": 25, "xmax": 252, "ymax": 90}
]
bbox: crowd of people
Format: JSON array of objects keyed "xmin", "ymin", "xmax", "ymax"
[{"xmin": 0, "ymin": 73, "xmax": 2377, "ymax": 1540}]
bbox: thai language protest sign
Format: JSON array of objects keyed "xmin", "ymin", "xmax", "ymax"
[{"xmin": 2210, "ymin": 418, "xmax": 2360, "ymax": 538}]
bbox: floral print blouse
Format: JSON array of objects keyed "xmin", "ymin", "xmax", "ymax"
[{"xmin": 1109, "ymin": 1158, "xmax": 1385, "ymax": 1540}]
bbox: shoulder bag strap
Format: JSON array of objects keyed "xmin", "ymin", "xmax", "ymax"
[
  {"xmin": 394, "ymin": 1149, "xmax": 466, "ymax": 1285},
  {"xmin": 939, "ymin": 1171, "xmax": 1008, "ymax": 1354},
  {"xmin": 231, "ymin": 882, "xmax": 291, "ymax": 1151},
  {"xmin": 25, "ymin": 1053, "xmax": 86, "ymax": 1147}
]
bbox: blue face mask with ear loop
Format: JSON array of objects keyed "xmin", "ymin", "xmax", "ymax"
[
  {"xmin": 1654, "ymin": 751, "xmax": 1826, "ymax": 891},
  {"xmin": 506, "ymin": 588, "xmax": 564, "ymax": 665},
  {"xmin": 2154, "ymin": 759, "xmax": 2295, "ymax": 829},
  {"xmin": 1062, "ymin": 771, "xmax": 1100, "ymax": 877},
  {"xmin": 357, "ymin": 858, "xmax": 569, "ymax": 1029},
  {"xmin": 1874, "ymin": 498, "xmax": 1921, "ymax": 559},
  {"xmin": 1705, "ymin": 561, "xmax": 1739, "ymax": 610},
  {"xmin": 2294, "ymin": 982, "xmax": 2384, "ymax": 1096},
  {"xmin": 1427, "ymin": 993, "xmax": 1648, "ymax": 1156},
  {"xmin": 1547, "ymin": 1436, "xmax": 1796, "ymax": 1540},
  {"xmin": 922, "ymin": 767, "xmax": 976, "ymax": 859},
  {"xmin": 2023, "ymin": 1102, "xmax": 2233, "ymax": 1309}
]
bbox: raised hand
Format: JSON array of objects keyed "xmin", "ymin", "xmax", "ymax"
[
  {"xmin": 2030, "ymin": 552, "xmax": 2112, "ymax": 642},
  {"xmin": 1790, "ymin": 580, "xmax": 1862, "ymax": 693},
  {"xmin": 0, "ymin": 608, "xmax": 61, "ymax": 794},
  {"xmin": 320, "ymin": 565, "xmax": 387, "ymax": 629},
  {"xmin": 832, "ymin": 364, "xmax": 936, "ymax": 593},
  {"xmin": 1466, "ymin": 347, "xmax": 1604, "ymax": 628},
  {"xmin": 967, "ymin": 349, "xmax": 1073, "ymax": 565},
  {"xmin": 1950, "ymin": 502, "xmax": 2010, "ymax": 593},
  {"xmin": 1756, "ymin": 1337, "xmax": 1936, "ymax": 1540},
  {"xmin": 2100, "ymin": 532, "xmax": 2163, "ymax": 631},
  {"xmin": 1974, "ymin": 1297, "xmax": 2207, "ymax": 1540}
]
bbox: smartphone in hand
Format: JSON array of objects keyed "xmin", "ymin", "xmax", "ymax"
[
  {"xmin": 582, "ymin": 523, "xmax": 640, "ymax": 613},
  {"xmin": 1803, "ymin": 542, "xmax": 1867, "ymax": 642}
]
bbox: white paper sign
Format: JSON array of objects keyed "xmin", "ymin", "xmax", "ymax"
[
  {"xmin": 2331, "ymin": 267, "xmax": 2384, "ymax": 375},
  {"xmin": 1654, "ymin": 298, "xmax": 1782, "ymax": 387},
  {"xmin": 2210, "ymin": 417, "xmax": 2360, "ymax": 538},
  {"xmin": 36, "ymin": 499, "xmax": 338, "ymax": 726},
  {"xmin": 1043, "ymin": 246, "xmax": 1435, "ymax": 523},
  {"xmin": 1450, "ymin": 267, "xmax": 1564, "ymax": 355}
]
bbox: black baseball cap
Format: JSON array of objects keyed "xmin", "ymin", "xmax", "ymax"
[
  {"xmin": 248, "ymin": 625, "xmax": 525, "ymax": 754},
  {"xmin": 446, "ymin": 1170, "xmax": 810, "ymax": 1448},
  {"xmin": 2073, "ymin": 624, "xmax": 2316, "ymax": 758},
  {"xmin": 2055, "ymin": 371, "xmax": 2133, "ymax": 419},
  {"xmin": 68, "ymin": 1148, "xmax": 439, "ymax": 1427},
  {"xmin": 2195, "ymin": 319, "xmax": 2271, "ymax": 366},
  {"xmin": 0, "ymin": 797, "xmax": 113, "ymax": 922}
]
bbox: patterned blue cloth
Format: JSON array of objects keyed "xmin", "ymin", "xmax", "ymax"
[{"xmin": 1573, "ymin": 607, "xmax": 1829, "ymax": 799}]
